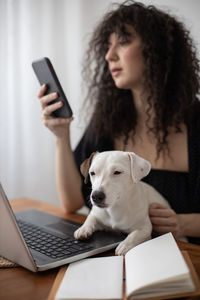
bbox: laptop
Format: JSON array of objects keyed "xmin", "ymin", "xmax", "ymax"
[{"xmin": 0, "ymin": 182, "xmax": 126, "ymax": 272}]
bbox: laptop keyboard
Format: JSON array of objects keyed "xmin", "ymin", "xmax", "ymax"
[{"xmin": 17, "ymin": 219, "xmax": 93, "ymax": 259}]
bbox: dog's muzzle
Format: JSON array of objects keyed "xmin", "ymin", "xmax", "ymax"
[{"xmin": 91, "ymin": 190, "xmax": 107, "ymax": 208}]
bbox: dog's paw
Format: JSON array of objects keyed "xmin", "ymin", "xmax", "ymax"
[
  {"xmin": 74, "ymin": 225, "xmax": 94, "ymax": 240},
  {"xmin": 115, "ymin": 240, "xmax": 133, "ymax": 256}
]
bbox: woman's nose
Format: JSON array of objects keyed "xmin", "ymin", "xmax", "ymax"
[{"xmin": 105, "ymin": 45, "xmax": 118, "ymax": 62}]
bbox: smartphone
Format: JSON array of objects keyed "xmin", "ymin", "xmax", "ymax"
[{"xmin": 32, "ymin": 57, "xmax": 73, "ymax": 118}]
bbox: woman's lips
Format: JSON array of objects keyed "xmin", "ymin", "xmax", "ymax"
[{"xmin": 111, "ymin": 68, "xmax": 122, "ymax": 77}]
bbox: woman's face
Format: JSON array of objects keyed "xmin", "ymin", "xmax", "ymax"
[{"xmin": 105, "ymin": 25, "xmax": 145, "ymax": 92}]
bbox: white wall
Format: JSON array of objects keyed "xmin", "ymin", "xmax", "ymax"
[{"xmin": 0, "ymin": 0, "xmax": 199, "ymax": 205}]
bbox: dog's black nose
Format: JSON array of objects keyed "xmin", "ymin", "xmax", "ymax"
[{"xmin": 92, "ymin": 190, "xmax": 106, "ymax": 204}]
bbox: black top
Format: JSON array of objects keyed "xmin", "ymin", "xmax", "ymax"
[{"xmin": 74, "ymin": 112, "xmax": 200, "ymax": 244}]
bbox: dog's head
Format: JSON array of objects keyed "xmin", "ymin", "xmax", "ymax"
[{"xmin": 80, "ymin": 151, "xmax": 151, "ymax": 208}]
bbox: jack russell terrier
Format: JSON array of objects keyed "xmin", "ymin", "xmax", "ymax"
[{"xmin": 74, "ymin": 151, "xmax": 171, "ymax": 255}]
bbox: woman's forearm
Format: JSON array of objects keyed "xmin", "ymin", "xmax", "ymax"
[{"xmin": 55, "ymin": 137, "xmax": 84, "ymax": 213}]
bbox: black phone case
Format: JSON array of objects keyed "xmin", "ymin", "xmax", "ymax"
[{"xmin": 32, "ymin": 57, "xmax": 73, "ymax": 118}]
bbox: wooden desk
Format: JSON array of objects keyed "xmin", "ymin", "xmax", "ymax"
[
  {"xmin": 0, "ymin": 198, "xmax": 200, "ymax": 300},
  {"xmin": 0, "ymin": 198, "xmax": 86, "ymax": 300}
]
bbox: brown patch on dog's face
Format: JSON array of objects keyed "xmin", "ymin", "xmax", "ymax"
[{"xmin": 80, "ymin": 152, "xmax": 97, "ymax": 184}]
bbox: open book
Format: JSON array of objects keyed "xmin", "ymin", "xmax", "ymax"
[{"xmin": 54, "ymin": 233, "xmax": 198, "ymax": 300}]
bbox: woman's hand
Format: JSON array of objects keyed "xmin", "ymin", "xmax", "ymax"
[
  {"xmin": 149, "ymin": 203, "xmax": 183, "ymax": 238},
  {"xmin": 38, "ymin": 84, "xmax": 73, "ymax": 139}
]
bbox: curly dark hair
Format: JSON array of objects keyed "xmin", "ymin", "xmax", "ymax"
[{"xmin": 82, "ymin": 0, "xmax": 200, "ymax": 156}]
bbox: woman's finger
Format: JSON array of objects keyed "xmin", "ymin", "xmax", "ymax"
[
  {"xmin": 37, "ymin": 84, "xmax": 47, "ymax": 98},
  {"xmin": 42, "ymin": 115, "xmax": 74, "ymax": 127},
  {"xmin": 40, "ymin": 93, "xmax": 59, "ymax": 109},
  {"xmin": 149, "ymin": 207, "xmax": 174, "ymax": 218},
  {"xmin": 150, "ymin": 216, "xmax": 177, "ymax": 226},
  {"xmin": 42, "ymin": 101, "xmax": 63, "ymax": 117}
]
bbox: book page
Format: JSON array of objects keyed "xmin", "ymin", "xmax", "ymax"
[
  {"xmin": 55, "ymin": 256, "xmax": 123, "ymax": 300},
  {"xmin": 125, "ymin": 233, "xmax": 195, "ymax": 298}
]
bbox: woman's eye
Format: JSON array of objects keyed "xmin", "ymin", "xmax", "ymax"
[
  {"xmin": 90, "ymin": 171, "xmax": 95, "ymax": 176},
  {"xmin": 119, "ymin": 40, "xmax": 128, "ymax": 45},
  {"xmin": 113, "ymin": 171, "xmax": 122, "ymax": 175},
  {"xmin": 119, "ymin": 37, "xmax": 130, "ymax": 45}
]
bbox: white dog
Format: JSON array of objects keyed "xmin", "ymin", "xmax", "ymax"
[{"xmin": 74, "ymin": 151, "xmax": 170, "ymax": 255}]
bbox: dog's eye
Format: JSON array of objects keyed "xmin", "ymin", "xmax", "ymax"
[
  {"xmin": 90, "ymin": 171, "xmax": 95, "ymax": 176},
  {"xmin": 113, "ymin": 171, "xmax": 122, "ymax": 175}
]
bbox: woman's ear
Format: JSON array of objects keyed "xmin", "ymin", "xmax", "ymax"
[
  {"xmin": 80, "ymin": 152, "xmax": 97, "ymax": 184},
  {"xmin": 128, "ymin": 152, "xmax": 151, "ymax": 183}
]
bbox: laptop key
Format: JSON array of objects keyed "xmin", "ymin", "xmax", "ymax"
[{"xmin": 17, "ymin": 219, "xmax": 94, "ymax": 259}]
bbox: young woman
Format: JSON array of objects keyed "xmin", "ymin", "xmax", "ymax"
[{"xmin": 38, "ymin": 1, "xmax": 200, "ymax": 244}]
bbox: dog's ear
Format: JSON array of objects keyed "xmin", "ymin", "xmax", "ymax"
[
  {"xmin": 80, "ymin": 152, "xmax": 97, "ymax": 184},
  {"xmin": 128, "ymin": 152, "xmax": 151, "ymax": 183}
]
